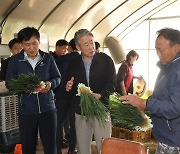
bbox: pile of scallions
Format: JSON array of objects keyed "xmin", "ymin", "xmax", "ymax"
[
  {"xmin": 7, "ymin": 73, "xmax": 46, "ymax": 94},
  {"xmin": 109, "ymin": 92, "xmax": 152, "ymax": 131}
]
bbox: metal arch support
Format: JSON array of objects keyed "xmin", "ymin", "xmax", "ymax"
[
  {"xmin": 37, "ymin": 0, "xmax": 66, "ymax": 31},
  {"xmin": 64, "ymin": 0, "xmax": 102, "ymax": 40},
  {"xmin": 0, "ymin": 0, "xmax": 22, "ymax": 33}
]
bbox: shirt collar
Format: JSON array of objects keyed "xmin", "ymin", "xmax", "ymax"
[
  {"xmin": 157, "ymin": 53, "xmax": 180, "ymax": 70},
  {"xmin": 81, "ymin": 55, "xmax": 93, "ymax": 63},
  {"xmin": 24, "ymin": 51, "xmax": 40, "ymax": 59}
]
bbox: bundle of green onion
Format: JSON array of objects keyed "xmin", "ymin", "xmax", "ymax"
[
  {"xmin": 7, "ymin": 73, "xmax": 45, "ymax": 94},
  {"xmin": 77, "ymin": 83, "xmax": 108, "ymax": 126},
  {"xmin": 109, "ymin": 92, "xmax": 145, "ymax": 130}
]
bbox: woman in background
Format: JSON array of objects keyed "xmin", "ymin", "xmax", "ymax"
[{"xmin": 116, "ymin": 50, "xmax": 140, "ymax": 96}]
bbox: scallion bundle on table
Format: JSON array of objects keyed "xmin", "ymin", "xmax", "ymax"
[
  {"xmin": 7, "ymin": 73, "xmax": 45, "ymax": 94},
  {"xmin": 109, "ymin": 92, "xmax": 152, "ymax": 131},
  {"xmin": 77, "ymin": 83, "xmax": 108, "ymax": 126}
]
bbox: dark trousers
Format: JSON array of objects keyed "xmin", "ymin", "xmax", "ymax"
[
  {"xmin": 64, "ymin": 111, "xmax": 70, "ymax": 137},
  {"xmin": 56, "ymin": 96, "xmax": 76, "ymax": 152},
  {"xmin": 19, "ymin": 110, "xmax": 57, "ymax": 154}
]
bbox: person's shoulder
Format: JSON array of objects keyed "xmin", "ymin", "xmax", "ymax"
[
  {"xmin": 119, "ymin": 61, "xmax": 129, "ymax": 69},
  {"xmin": 1, "ymin": 57, "xmax": 11, "ymax": 63},
  {"xmin": 71, "ymin": 53, "xmax": 81, "ymax": 62},
  {"xmin": 97, "ymin": 52, "xmax": 108, "ymax": 57},
  {"xmin": 10, "ymin": 51, "xmax": 23, "ymax": 60},
  {"xmin": 49, "ymin": 51, "xmax": 57, "ymax": 58},
  {"xmin": 40, "ymin": 50, "xmax": 53, "ymax": 58},
  {"xmin": 68, "ymin": 52, "xmax": 80, "ymax": 60},
  {"xmin": 49, "ymin": 51, "xmax": 53, "ymax": 55},
  {"xmin": 68, "ymin": 54, "xmax": 81, "ymax": 65},
  {"xmin": 55, "ymin": 55, "xmax": 68, "ymax": 64},
  {"xmin": 95, "ymin": 52, "xmax": 113, "ymax": 62},
  {"xmin": 170, "ymin": 54, "xmax": 180, "ymax": 70},
  {"xmin": 121, "ymin": 60, "xmax": 129, "ymax": 66},
  {"xmin": 39, "ymin": 50, "xmax": 48, "ymax": 54},
  {"xmin": 5, "ymin": 53, "xmax": 23, "ymax": 67},
  {"xmin": 70, "ymin": 51, "xmax": 80, "ymax": 56}
]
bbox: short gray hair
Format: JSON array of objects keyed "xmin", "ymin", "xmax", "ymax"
[{"xmin": 74, "ymin": 29, "xmax": 94, "ymax": 45}]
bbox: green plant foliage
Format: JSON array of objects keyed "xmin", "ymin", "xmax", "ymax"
[
  {"xmin": 7, "ymin": 73, "xmax": 41, "ymax": 94},
  {"xmin": 109, "ymin": 93, "xmax": 144, "ymax": 130},
  {"xmin": 80, "ymin": 92, "xmax": 108, "ymax": 124},
  {"xmin": 78, "ymin": 83, "xmax": 108, "ymax": 126}
]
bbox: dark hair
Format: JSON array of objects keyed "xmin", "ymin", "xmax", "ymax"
[
  {"xmin": 8, "ymin": 38, "xmax": 21, "ymax": 49},
  {"xmin": 56, "ymin": 39, "xmax": 69, "ymax": 47},
  {"xmin": 95, "ymin": 41, "xmax": 100, "ymax": 50},
  {"xmin": 126, "ymin": 50, "xmax": 139, "ymax": 61},
  {"xmin": 74, "ymin": 29, "xmax": 93, "ymax": 45},
  {"xmin": 17, "ymin": 27, "xmax": 40, "ymax": 42},
  {"xmin": 157, "ymin": 28, "xmax": 180, "ymax": 45},
  {"xmin": 69, "ymin": 38, "xmax": 77, "ymax": 50}
]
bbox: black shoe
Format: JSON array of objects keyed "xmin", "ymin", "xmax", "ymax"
[
  {"xmin": 62, "ymin": 141, "xmax": 69, "ymax": 148},
  {"xmin": 63, "ymin": 138, "xmax": 69, "ymax": 144},
  {"xmin": 92, "ymin": 135, "xmax": 95, "ymax": 141},
  {"xmin": 74, "ymin": 148, "xmax": 78, "ymax": 153},
  {"xmin": 58, "ymin": 150, "xmax": 62, "ymax": 154},
  {"xmin": 68, "ymin": 148, "xmax": 78, "ymax": 154},
  {"xmin": 65, "ymin": 133, "xmax": 70, "ymax": 141}
]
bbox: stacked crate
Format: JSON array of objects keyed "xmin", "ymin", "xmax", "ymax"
[
  {"xmin": 0, "ymin": 93, "xmax": 20, "ymax": 153},
  {"xmin": 112, "ymin": 126, "xmax": 152, "ymax": 143}
]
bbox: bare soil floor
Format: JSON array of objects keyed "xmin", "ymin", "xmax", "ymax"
[{"xmin": 36, "ymin": 140, "xmax": 98, "ymax": 154}]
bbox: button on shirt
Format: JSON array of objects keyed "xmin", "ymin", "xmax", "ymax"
[{"xmin": 82, "ymin": 57, "xmax": 92, "ymax": 86}]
